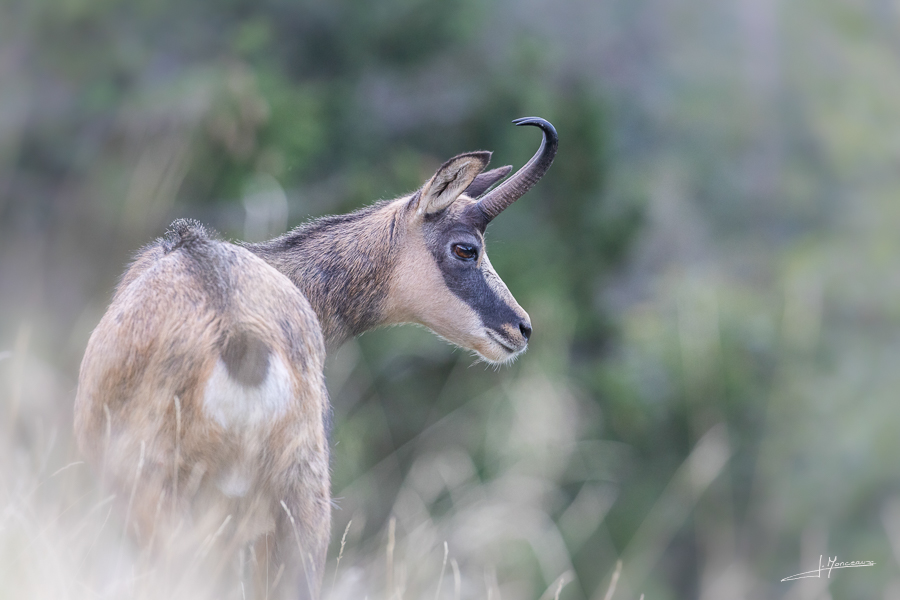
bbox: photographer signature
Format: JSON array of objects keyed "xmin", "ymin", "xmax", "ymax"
[{"xmin": 782, "ymin": 555, "xmax": 875, "ymax": 582}]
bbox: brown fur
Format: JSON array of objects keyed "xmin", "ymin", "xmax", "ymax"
[
  {"xmin": 76, "ymin": 223, "xmax": 329, "ymax": 598},
  {"xmin": 76, "ymin": 129, "xmax": 552, "ymax": 598},
  {"xmin": 249, "ymin": 202, "xmax": 402, "ymax": 347}
]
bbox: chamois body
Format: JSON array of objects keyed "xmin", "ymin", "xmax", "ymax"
[
  {"xmin": 74, "ymin": 118, "xmax": 558, "ymax": 599},
  {"xmin": 76, "ymin": 223, "xmax": 330, "ymax": 597}
]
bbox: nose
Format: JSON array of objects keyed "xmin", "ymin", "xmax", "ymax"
[{"xmin": 519, "ymin": 320, "xmax": 532, "ymax": 341}]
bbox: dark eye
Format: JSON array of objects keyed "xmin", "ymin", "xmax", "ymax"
[{"xmin": 452, "ymin": 243, "xmax": 478, "ymax": 261}]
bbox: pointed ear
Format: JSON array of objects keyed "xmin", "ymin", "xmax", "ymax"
[
  {"xmin": 464, "ymin": 165, "xmax": 512, "ymax": 198},
  {"xmin": 416, "ymin": 151, "xmax": 491, "ymax": 216}
]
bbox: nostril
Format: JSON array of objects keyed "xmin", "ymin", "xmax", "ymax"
[{"xmin": 519, "ymin": 321, "xmax": 532, "ymax": 341}]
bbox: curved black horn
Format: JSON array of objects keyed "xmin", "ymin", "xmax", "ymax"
[{"xmin": 473, "ymin": 117, "xmax": 558, "ymax": 224}]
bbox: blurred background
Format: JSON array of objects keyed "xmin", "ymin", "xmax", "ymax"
[{"xmin": 2, "ymin": 0, "xmax": 900, "ymax": 598}]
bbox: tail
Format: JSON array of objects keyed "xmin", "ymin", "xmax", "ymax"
[{"xmin": 162, "ymin": 219, "xmax": 216, "ymax": 254}]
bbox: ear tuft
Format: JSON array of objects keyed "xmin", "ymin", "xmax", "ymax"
[{"xmin": 417, "ymin": 151, "xmax": 491, "ymax": 215}]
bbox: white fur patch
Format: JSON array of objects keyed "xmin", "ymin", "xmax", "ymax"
[
  {"xmin": 203, "ymin": 354, "xmax": 293, "ymax": 429},
  {"xmin": 202, "ymin": 354, "xmax": 293, "ymax": 497}
]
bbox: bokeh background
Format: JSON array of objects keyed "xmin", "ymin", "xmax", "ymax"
[{"xmin": 2, "ymin": 0, "xmax": 900, "ymax": 598}]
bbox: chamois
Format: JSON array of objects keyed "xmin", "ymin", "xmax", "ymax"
[{"xmin": 74, "ymin": 117, "xmax": 558, "ymax": 599}]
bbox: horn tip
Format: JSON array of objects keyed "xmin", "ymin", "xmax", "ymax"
[{"xmin": 511, "ymin": 116, "xmax": 558, "ymax": 139}]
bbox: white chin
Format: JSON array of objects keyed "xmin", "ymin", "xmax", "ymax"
[{"xmin": 476, "ymin": 339, "xmax": 525, "ymax": 365}]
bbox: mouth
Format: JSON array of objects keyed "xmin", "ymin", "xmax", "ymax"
[{"xmin": 485, "ymin": 329, "xmax": 525, "ymax": 356}]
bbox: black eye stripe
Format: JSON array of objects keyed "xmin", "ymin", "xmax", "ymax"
[{"xmin": 426, "ymin": 226, "xmax": 523, "ymax": 331}]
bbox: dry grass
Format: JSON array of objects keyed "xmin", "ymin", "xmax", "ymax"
[{"xmin": 0, "ymin": 343, "xmax": 652, "ymax": 600}]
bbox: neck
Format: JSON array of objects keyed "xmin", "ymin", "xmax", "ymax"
[{"xmin": 247, "ymin": 200, "xmax": 405, "ymax": 350}]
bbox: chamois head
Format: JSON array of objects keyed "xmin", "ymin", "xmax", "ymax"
[{"xmin": 387, "ymin": 117, "xmax": 558, "ymax": 364}]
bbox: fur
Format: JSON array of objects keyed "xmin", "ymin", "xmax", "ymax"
[
  {"xmin": 75, "ymin": 124, "xmax": 552, "ymax": 598},
  {"xmin": 75, "ymin": 224, "xmax": 329, "ymax": 598}
]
